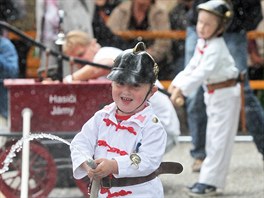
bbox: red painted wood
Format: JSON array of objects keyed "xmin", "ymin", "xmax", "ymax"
[{"xmin": 4, "ymin": 79, "xmax": 113, "ymax": 132}]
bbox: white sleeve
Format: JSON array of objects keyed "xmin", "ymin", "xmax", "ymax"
[
  {"xmin": 93, "ymin": 47, "xmax": 122, "ymax": 62},
  {"xmin": 70, "ymin": 115, "xmax": 99, "ymax": 179},
  {"xmin": 172, "ymin": 42, "xmax": 220, "ymax": 96}
]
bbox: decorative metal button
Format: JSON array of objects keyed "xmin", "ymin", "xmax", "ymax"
[
  {"xmin": 152, "ymin": 117, "xmax": 158, "ymax": 123},
  {"xmin": 130, "ymin": 153, "xmax": 141, "ymax": 169}
]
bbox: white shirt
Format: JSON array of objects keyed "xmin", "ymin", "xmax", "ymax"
[
  {"xmin": 93, "ymin": 47, "xmax": 122, "ymax": 62},
  {"xmin": 151, "ymin": 80, "xmax": 180, "ymax": 139},
  {"xmin": 71, "ymin": 102, "xmax": 167, "ymax": 198}
]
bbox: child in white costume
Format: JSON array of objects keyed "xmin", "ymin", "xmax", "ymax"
[
  {"xmin": 169, "ymin": 0, "xmax": 241, "ymax": 196},
  {"xmin": 71, "ymin": 42, "xmax": 167, "ymax": 197},
  {"xmin": 63, "ymin": 30, "xmax": 180, "ymax": 151}
]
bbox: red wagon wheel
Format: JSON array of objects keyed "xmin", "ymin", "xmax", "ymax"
[{"xmin": 0, "ymin": 140, "xmax": 57, "ymax": 198}]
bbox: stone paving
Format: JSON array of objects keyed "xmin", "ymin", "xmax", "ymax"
[{"xmin": 160, "ymin": 141, "xmax": 264, "ymax": 198}]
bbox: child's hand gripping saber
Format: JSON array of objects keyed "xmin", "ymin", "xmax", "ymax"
[
  {"xmin": 159, "ymin": 86, "xmax": 185, "ymax": 107},
  {"xmin": 173, "ymin": 96, "xmax": 185, "ymax": 107}
]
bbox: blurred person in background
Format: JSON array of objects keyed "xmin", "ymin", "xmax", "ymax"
[
  {"xmin": 62, "ymin": 29, "xmax": 122, "ymax": 82},
  {"xmin": 35, "ymin": 0, "xmax": 95, "ymax": 79},
  {"xmin": 106, "ymin": 0, "xmax": 172, "ymax": 80},
  {"xmin": 0, "ymin": 0, "xmax": 26, "ymax": 78},
  {"xmin": 0, "ymin": 33, "xmax": 19, "ymax": 127},
  {"xmin": 168, "ymin": 0, "xmax": 194, "ymax": 80},
  {"xmin": 247, "ymin": 0, "xmax": 264, "ymax": 81},
  {"xmin": 167, "ymin": 0, "xmax": 194, "ymax": 135},
  {"xmin": 0, "ymin": 0, "xmax": 21, "ymax": 127},
  {"xmin": 184, "ymin": 0, "xmax": 264, "ymax": 173},
  {"xmin": 169, "ymin": 1, "xmax": 241, "ymax": 195},
  {"xmin": 93, "ymin": 0, "xmax": 131, "ymax": 50},
  {"xmin": 247, "ymin": 40, "xmax": 264, "ymax": 80}
]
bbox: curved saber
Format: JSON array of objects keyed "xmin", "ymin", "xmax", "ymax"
[{"xmin": 85, "ymin": 161, "xmax": 100, "ymax": 198}]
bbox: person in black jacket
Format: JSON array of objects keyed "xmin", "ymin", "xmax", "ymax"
[
  {"xmin": 92, "ymin": 0, "xmax": 131, "ymax": 50},
  {"xmin": 183, "ymin": 0, "xmax": 264, "ymax": 173}
]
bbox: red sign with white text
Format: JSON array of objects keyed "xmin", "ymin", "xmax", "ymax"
[{"xmin": 4, "ymin": 79, "xmax": 113, "ymax": 133}]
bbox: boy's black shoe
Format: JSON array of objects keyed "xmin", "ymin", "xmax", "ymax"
[
  {"xmin": 186, "ymin": 182, "xmax": 198, "ymax": 190},
  {"xmin": 188, "ymin": 183, "xmax": 217, "ymax": 197},
  {"xmin": 184, "ymin": 182, "xmax": 198, "ymax": 193}
]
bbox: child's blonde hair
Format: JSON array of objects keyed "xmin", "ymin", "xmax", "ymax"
[{"xmin": 63, "ymin": 30, "xmax": 93, "ymax": 53}]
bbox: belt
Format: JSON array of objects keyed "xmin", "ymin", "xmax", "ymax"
[
  {"xmin": 101, "ymin": 162, "xmax": 183, "ymax": 188},
  {"xmin": 207, "ymin": 79, "xmax": 237, "ymax": 92}
]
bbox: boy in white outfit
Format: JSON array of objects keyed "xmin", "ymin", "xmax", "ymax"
[
  {"xmin": 168, "ymin": 0, "xmax": 241, "ymax": 196},
  {"xmin": 71, "ymin": 42, "xmax": 168, "ymax": 197}
]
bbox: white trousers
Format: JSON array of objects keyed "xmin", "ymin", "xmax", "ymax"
[{"xmin": 199, "ymin": 84, "xmax": 241, "ymax": 188}]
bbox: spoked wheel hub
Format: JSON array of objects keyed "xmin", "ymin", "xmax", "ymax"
[{"xmin": 0, "ymin": 140, "xmax": 57, "ymax": 198}]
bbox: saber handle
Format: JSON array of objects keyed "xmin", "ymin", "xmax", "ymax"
[
  {"xmin": 158, "ymin": 87, "xmax": 184, "ymax": 106},
  {"xmin": 86, "ymin": 159, "xmax": 97, "ymax": 169},
  {"xmin": 90, "ymin": 180, "xmax": 100, "ymax": 198},
  {"xmin": 86, "ymin": 160, "xmax": 100, "ymax": 198},
  {"xmin": 158, "ymin": 87, "xmax": 171, "ymax": 97},
  {"xmin": 175, "ymin": 97, "xmax": 185, "ymax": 107}
]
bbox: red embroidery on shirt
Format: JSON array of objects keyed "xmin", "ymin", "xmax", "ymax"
[
  {"xmin": 103, "ymin": 118, "xmax": 137, "ymax": 135},
  {"xmin": 98, "ymin": 140, "xmax": 128, "ymax": 156},
  {"xmin": 134, "ymin": 114, "xmax": 146, "ymax": 123},
  {"xmin": 101, "ymin": 188, "xmax": 132, "ymax": 198},
  {"xmin": 197, "ymin": 44, "xmax": 208, "ymax": 54},
  {"xmin": 208, "ymin": 90, "xmax": 215, "ymax": 94}
]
